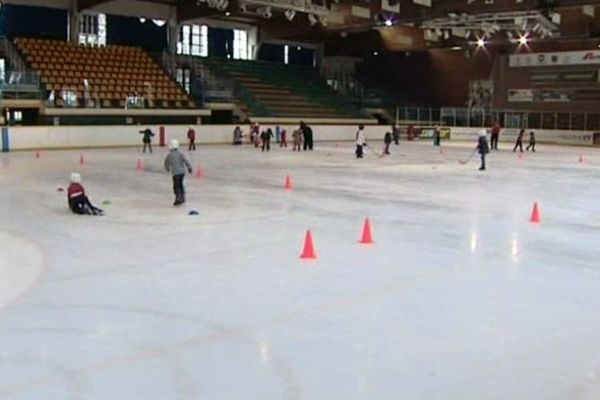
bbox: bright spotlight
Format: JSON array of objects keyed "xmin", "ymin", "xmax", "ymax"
[
  {"xmin": 519, "ymin": 35, "xmax": 528, "ymax": 45},
  {"xmin": 384, "ymin": 19, "xmax": 393, "ymax": 27},
  {"xmin": 477, "ymin": 38, "xmax": 485, "ymax": 47}
]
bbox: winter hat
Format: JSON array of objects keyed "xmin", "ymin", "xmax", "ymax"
[
  {"xmin": 479, "ymin": 129, "xmax": 487, "ymax": 137},
  {"xmin": 170, "ymin": 139, "xmax": 179, "ymax": 150},
  {"xmin": 70, "ymin": 172, "xmax": 81, "ymax": 183}
]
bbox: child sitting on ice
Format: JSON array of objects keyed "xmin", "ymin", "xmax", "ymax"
[{"xmin": 67, "ymin": 173, "xmax": 103, "ymax": 215}]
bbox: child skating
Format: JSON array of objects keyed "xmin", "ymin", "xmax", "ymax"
[
  {"xmin": 526, "ymin": 131, "xmax": 536, "ymax": 152},
  {"xmin": 292, "ymin": 129, "xmax": 303, "ymax": 151},
  {"xmin": 261, "ymin": 128, "xmax": 274, "ymax": 152},
  {"xmin": 356, "ymin": 124, "xmax": 366, "ymax": 159},
  {"xmin": 477, "ymin": 129, "xmax": 490, "ymax": 171},
  {"xmin": 384, "ymin": 131, "xmax": 392, "ymax": 155},
  {"xmin": 164, "ymin": 140, "xmax": 193, "ymax": 206},
  {"xmin": 513, "ymin": 129, "xmax": 524, "ymax": 152},
  {"xmin": 139, "ymin": 127, "xmax": 155, "ymax": 153},
  {"xmin": 280, "ymin": 128, "xmax": 288, "ymax": 148}
]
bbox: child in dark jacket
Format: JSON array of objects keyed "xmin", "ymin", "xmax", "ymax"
[
  {"xmin": 477, "ymin": 130, "xmax": 490, "ymax": 171},
  {"xmin": 139, "ymin": 127, "xmax": 155, "ymax": 153},
  {"xmin": 526, "ymin": 131, "xmax": 536, "ymax": 152},
  {"xmin": 513, "ymin": 129, "xmax": 524, "ymax": 152},
  {"xmin": 384, "ymin": 131, "xmax": 392, "ymax": 155},
  {"xmin": 261, "ymin": 128, "xmax": 274, "ymax": 152}
]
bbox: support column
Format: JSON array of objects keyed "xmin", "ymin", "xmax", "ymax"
[
  {"xmin": 69, "ymin": 1, "xmax": 80, "ymax": 43},
  {"xmin": 167, "ymin": 6, "xmax": 178, "ymax": 54},
  {"xmin": 314, "ymin": 43, "xmax": 325, "ymax": 71}
]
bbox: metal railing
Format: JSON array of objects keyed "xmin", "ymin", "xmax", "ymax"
[
  {"xmin": 159, "ymin": 52, "xmax": 234, "ymax": 103},
  {"xmin": 0, "ymin": 70, "xmax": 41, "ymax": 100},
  {"xmin": 0, "ymin": 37, "xmax": 28, "ymax": 72},
  {"xmin": 392, "ymin": 106, "xmax": 600, "ymax": 131}
]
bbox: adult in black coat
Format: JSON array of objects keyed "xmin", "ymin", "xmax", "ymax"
[{"xmin": 300, "ymin": 121, "xmax": 314, "ymax": 151}]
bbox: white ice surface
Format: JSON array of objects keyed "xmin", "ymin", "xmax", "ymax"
[{"xmin": 1, "ymin": 141, "xmax": 600, "ymax": 400}]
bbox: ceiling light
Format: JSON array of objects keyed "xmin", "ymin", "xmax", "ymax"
[{"xmin": 518, "ymin": 34, "xmax": 528, "ymax": 45}]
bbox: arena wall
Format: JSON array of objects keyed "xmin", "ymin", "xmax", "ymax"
[{"xmin": 0, "ymin": 124, "xmax": 596, "ymax": 151}]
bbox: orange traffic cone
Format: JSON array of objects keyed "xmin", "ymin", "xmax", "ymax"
[
  {"xmin": 530, "ymin": 202, "xmax": 541, "ymax": 223},
  {"xmin": 285, "ymin": 175, "xmax": 293, "ymax": 190},
  {"xmin": 359, "ymin": 218, "xmax": 374, "ymax": 244},
  {"xmin": 136, "ymin": 159, "xmax": 144, "ymax": 172},
  {"xmin": 79, "ymin": 154, "xmax": 85, "ymax": 165},
  {"xmin": 300, "ymin": 230, "xmax": 317, "ymax": 260},
  {"xmin": 195, "ymin": 166, "xmax": 203, "ymax": 179}
]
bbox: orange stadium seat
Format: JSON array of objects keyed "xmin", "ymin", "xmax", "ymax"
[{"xmin": 14, "ymin": 37, "xmax": 195, "ymax": 109}]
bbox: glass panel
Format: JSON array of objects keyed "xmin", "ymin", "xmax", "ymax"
[
  {"xmin": 585, "ymin": 113, "xmax": 600, "ymax": 131},
  {"xmin": 556, "ymin": 113, "xmax": 570, "ymax": 130},
  {"xmin": 541, "ymin": 113, "xmax": 556, "ymax": 130},
  {"xmin": 571, "ymin": 113, "xmax": 585, "ymax": 130},
  {"xmin": 528, "ymin": 113, "xmax": 541, "ymax": 129}
]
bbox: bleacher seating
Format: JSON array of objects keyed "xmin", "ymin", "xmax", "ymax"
[
  {"xmin": 205, "ymin": 58, "xmax": 366, "ymax": 119},
  {"xmin": 14, "ymin": 37, "xmax": 195, "ymax": 109}
]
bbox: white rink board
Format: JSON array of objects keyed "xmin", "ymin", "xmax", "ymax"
[
  {"xmin": 6, "ymin": 124, "xmax": 390, "ymax": 150},
  {"xmin": 450, "ymin": 127, "xmax": 595, "ymax": 146},
  {"xmin": 4, "ymin": 124, "xmax": 595, "ymax": 150}
]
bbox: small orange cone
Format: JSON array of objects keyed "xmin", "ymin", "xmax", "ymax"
[
  {"xmin": 136, "ymin": 159, "xmax": 144, "ymax": 172},
  {"xmin": 300, "ymin": 230, "xmax": 317, "ymax": 260},
  {"xmin": 195, "ymin": 166, "xmax": 203, "ymax": 179},
  {"xmin": 359, "ymin": 218, "xmax": 374, "ymax": 244},
  {"xmin": 79, "ymin": 154, "xmax": 85, "ymax": 165},
  {"xmin": 35, "ymin": 151, "xmax": 40, "ymax": 159},
  {"xmin": 285, "ymin": 175, "xmax": 293, "ymax": 190},
  {"xmin": 530, "ymin": 202, "xmax": 541, "ymax": 223}
]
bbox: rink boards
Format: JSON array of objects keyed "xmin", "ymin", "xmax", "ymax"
[{"xmin": 0, "ymin": 124, "xmax": 596, "ymax": 151}]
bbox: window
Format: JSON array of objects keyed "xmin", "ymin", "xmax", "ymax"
[
  {"xmin": 177, "ymin": 24, "xmax": 208, "ymax": 57},
  {"xmin": 176, "ymin": 68, "xmax": 191, "ymax": 94},
  {"xmin": 14, "ymin": 111, "xmax": 23, "ymax": 122},
  {"xmin": 233, "ymin": 29, "xmax": 248, "ymax": 60},
  {"xmin": 78, "ymin": 13, "xmax": 106, "ymax": 46},
  {"xmin": 0, "ymin": 59, "xmax": 5, "ymax": 83}
]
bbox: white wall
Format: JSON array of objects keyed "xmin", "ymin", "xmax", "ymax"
[
  {"xmin": 6, "ymin": 124, "xmax": 390, "ymax": 150},
  {"xmin": 450, "ymin": 127, "xmax": 595, "ymax": 146},
  {"xmin": 4, "ymin": 124, "xmax": 595, "ymax": 151}
]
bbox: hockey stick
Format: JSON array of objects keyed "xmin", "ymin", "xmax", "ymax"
[
  {"xmin": 365, "ymin": 143, "xmax": 385, "ymax": 158},
  {"xmin": 458, "ymin": 148, "xmax": 477, "ymax": 165}
]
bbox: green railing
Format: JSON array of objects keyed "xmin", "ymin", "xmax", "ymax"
[{"xmin": 392, "ymin": 107, "xmax": 600, "ymax": 131}]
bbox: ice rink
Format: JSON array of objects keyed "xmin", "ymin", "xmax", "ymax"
[{"xmin": 1, "ymin": 139, "xmax": 600, "ymax": 399}]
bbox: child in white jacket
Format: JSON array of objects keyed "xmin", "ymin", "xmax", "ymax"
[{"xmin": 356, "ymin": 124, "xmax": 366, "ymax": 158}]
